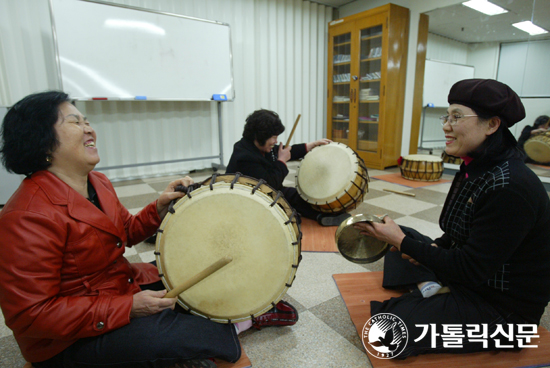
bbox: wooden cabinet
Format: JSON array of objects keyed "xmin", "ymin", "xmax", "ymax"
[{"xmin": 327, "ymin": 4, "xmax": 409, "ymax": 170}]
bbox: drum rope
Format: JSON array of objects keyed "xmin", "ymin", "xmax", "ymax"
[
  {"xmin": 230, "ymin": 173, "xmax": 242, "ymax": 189},
  {"xmin": 284, "ymin": 209, "xmax": 299, "ymax": 225},
  {"xmin": 349, "ymin": 178, "xmax": 366, "ymax": 196},
  {"xmin": 251, "ymin": 179, "xmax": 267, "ymax": 195},
  {"xmin": 270, "ymin": 191, "xmax": 283, "ymax": 207},
  {"xmin": 334, "ymin": 197, "xmax": 346, "ymax": 212},
  {"xmin": 209, "ymin": 173, "xmax": 219, "ymax": 190}
]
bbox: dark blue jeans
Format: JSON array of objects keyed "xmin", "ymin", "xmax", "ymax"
[{"xmin": 33, "ymin": 280, "xmax": 241, "ymax": 368}]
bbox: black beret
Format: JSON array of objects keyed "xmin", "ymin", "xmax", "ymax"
[{"xmin": 448, "ymin": 79, "xmax": 525, "ymax": 127}]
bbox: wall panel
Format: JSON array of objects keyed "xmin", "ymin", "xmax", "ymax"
[{"xmin": 0, "ymin": 0, "xmax": 333, "ymax": 181}]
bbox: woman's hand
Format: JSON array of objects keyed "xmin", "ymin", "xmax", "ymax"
[
  {"xmin": 306, "ymin": 138, "xmax": 332, "ymax": 151},
  {"xmin": 353, "ymin": 216, "xmax": 406, "ymax": 250},
  {"xmin": 278, "ymin": 144, "xmax": 292, "ymax": 163},
  {"xmin": 156, "ymin": 177, "xmax": 194, "ymax": 220},
  {"xmin": 130, "ymin": 290, "xmax": 177, "ymax": 318}
]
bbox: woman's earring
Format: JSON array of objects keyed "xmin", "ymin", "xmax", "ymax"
[{"xmin": 46, "ymin": 155, "xmax": 52, "ymax": 163}]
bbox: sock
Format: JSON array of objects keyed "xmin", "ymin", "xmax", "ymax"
[
  {"xmin": 234, "ymin": 320, "xmax": 253, "ymax": 334},
  {"xmin": 418, "ymin": 281, "xmax": 442, "ymax": 298}
]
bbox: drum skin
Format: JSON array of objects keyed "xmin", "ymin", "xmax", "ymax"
[
  {"xmin": 524, "ymin": 132, "xmax": 550, "ymax": 164},
  {"xmin": 155, "ymin": 174, "xmax": 301, "ymax": 323},
  {"xmin": 400, "ymin": 154, "xmax": 443, "ymax": 182},
  {"xmin": 295, "ymin": 142, "xmax": 369, "ymax": 213}
]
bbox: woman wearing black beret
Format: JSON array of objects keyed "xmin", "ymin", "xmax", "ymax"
[{"xmin": 355, "ymin": 79, "xmax": 550, "ymax": 358}]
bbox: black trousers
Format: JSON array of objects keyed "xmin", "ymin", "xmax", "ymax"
[
  {"xmin": 372, "ymin": 226, "xmax": 524, "ymax": 359},
  {"xmin": 33, "ymin": 280, "xmax": 241, "ymax": 368}
]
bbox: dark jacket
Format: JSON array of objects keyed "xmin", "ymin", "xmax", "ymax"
[
  {"xmin": 225, "ymin": 138, "xmax": 307, "ymax": 190},
  {"xmin": 401, "ymin": 152, "xmax": 550, "ymax": 323}
]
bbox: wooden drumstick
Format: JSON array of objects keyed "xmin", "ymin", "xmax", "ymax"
[
  {"xmin": 383, "ymin": 188, "xmax": 416, "ymax": 197},
  {"xmin": 285, "ymin": 114, "xmax": 301, "ymax": 148},
  {"xmin": 164, "ymin": 256, "xmax": 233, "ymax": 298}
]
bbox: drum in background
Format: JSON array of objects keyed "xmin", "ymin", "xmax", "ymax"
[
  {"xmin": 524, "ymin": 132, "xmax": 550, "ymax": 164},
  {"xmin": 155, "ymin": 173, "xmax": 301, "ymax": 323},
  {"xmin": 441, "ymin": 151, "xmax": 463, "ymax": 165},
  {"xmin": 295, "ymin": 142, "xmax": 369, "ymax": 213},
  {"xmin": 400, "ymin": 154, "xmax": 443, "ymax": 182}
]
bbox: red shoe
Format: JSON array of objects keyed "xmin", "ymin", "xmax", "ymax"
[{"xmin": 252, "ymin": 300, "xmax": 298, "ymax": 330}]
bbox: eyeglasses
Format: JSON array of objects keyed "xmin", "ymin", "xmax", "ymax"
[{"xmin": 439, "ymin": 114, "xmax": 478, "ymax": 126}]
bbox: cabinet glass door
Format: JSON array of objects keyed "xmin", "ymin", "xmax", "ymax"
[
  {"xmin": 331, "ymin": 31, "xmax": 351, "ymax": 146},
  {"xmin": 357, "ymin": 24, "xmax": 382, "ymax": 153}
]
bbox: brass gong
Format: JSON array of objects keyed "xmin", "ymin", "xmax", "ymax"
[{"xmin": 335, "ymin": 214, "xmax": 389, "ymax": 264}]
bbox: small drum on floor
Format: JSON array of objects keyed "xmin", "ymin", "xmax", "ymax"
[
  {"xmin": 524, "ymin": 132, "xmax": 550, "ymax": 164},
  {"xmin": 400, "ymin": 154, "xmax": 443, "ymax": 182},
  {"xmin": 441, "ymin": 151, "xmax": 463, "ymax": 165},
  {"xmin": 295, "ymin": 142, "xmax": 369, "ymax": 213},
  {"xmin": 155, "ymin": 173, "xmax": 301, "ymax": 323}
]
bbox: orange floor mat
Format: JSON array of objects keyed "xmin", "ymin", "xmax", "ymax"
[
  {"xmin": 216, "ymin": 347, "xmax": 252, "ymax": 368},
  {"xmin": 300, "ymin": 217, "xmax": 338, "ymax": 252},
  {"xmin": 333, "ymin": 271, "xmax": 550, "ymax": 368}
]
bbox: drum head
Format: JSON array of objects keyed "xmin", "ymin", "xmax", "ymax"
[
  {"xmin": 335, "ymin": 214, "xmax": 389, "ymax": 264},
  {"xmin": 403, "ymin": 154, "xmax": 442, "ymax": 163},
  {"xmin": 156, "ymin": 180, "xmax": 300, "ymax": 323},
  {"xmin": 297, "ymin": 143, "xmax": 359, "ymax": 203},
  {"xmin": 525, "ymin": 137, "xmax": 550, "ymax": 163}
]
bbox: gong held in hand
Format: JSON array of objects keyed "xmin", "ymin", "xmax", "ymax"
[{"xmin": 335, "ymin": 214, "xmax": 389, "ymax": 264}]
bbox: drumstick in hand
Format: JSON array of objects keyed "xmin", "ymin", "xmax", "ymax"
[
  {"xmin": 285, "ymin": 114, "xmax": 301, "ymax": 148},
  {"xmin": 164, "ymin": 256, "xmax": 233, "ymax": 298}
]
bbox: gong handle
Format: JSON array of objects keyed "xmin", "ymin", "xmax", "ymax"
[{"xmin": 164, "ymin": 256, "xmax": 233, "ymax": 298}]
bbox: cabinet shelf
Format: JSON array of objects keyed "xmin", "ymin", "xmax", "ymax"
[
  {"xmin": 327, "ymin": 4, "xmax": 409, "ymax": 170},
  {"xmin": 334, "ymin": 41, "xmax": 351, "ymax": 47},
  {"xmin": 361, "ymin": 35, "xmax": 382, "ymax": 41},
  {"xmin": 360, "ymin": 57, "xmax": 382, "ymax": 62}
]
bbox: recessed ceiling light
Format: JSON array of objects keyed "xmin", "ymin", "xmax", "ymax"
[
  {"xmin": 462, "ymin": 0, "xmax": 508, "ymax": 16},
  {"xmin": 512, "ymin": 21, "xmax": 549, "ymax": 35}
]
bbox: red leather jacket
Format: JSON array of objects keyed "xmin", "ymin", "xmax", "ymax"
[{"xmin": 0, "ymin": 170, "xmax": 161, "ymax": 362}]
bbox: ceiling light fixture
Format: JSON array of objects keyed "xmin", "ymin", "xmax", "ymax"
[
  {"xmin": 512, "ymin": 21, "xmax": 549, "ymax": 35},
  {"xmin": 462, "ymin": 0, "xmax": 508, "ymax": 16}
]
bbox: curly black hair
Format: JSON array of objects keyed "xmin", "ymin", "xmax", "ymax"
[
  {"xmin": 242, "ymin": 109, "xmax": 285, "ymax": 146},
  {"xmin": 534, "ymin": 115, "xmax": 550, "ymax": 129},
  {"xmin": 1, "ymin": 91, "xmax": 70, "ymax": 176}
]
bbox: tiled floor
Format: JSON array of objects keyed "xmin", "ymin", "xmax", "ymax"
[{"xmin": 1, "ymin": 162, "xmax": 550, "ymax": 368}]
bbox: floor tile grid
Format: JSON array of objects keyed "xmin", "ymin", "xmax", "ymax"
[{"xmin": 1, "ymin": 164, "xmax": 549, "ymax": 368}]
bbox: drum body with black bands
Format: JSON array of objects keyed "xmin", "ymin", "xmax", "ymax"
[
  {"xmin": 155, "ymin": 174, "xmax": 301, "ymax": 323},
  {"xmin": 400, "ymin": 154, "xmax": 443, "ymax": 182},
  {"xmin": 524, "ymin": 132, "xmax": 550, "ymax": 164},
  {"xmin": 295, "ymin": 142, "xmax": 369, "ymax": 213}
]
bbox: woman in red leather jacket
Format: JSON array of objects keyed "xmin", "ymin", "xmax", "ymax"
[{"xmin": 0, "ymin": 91, "xmax": 241, "ymax": 368}]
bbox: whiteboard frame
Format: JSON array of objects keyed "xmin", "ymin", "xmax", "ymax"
[{"xmin": 48, "ymin": 0, "xmax": 235, "ymax": 101}]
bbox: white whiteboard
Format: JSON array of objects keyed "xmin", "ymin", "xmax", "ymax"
[
  {"xmin": 423, "ymin": 59, "xmax": 474, "ymax": 107},
  {"xmin": 49, "ymin": 0, "xmax": 234, "ymax": 101}
]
